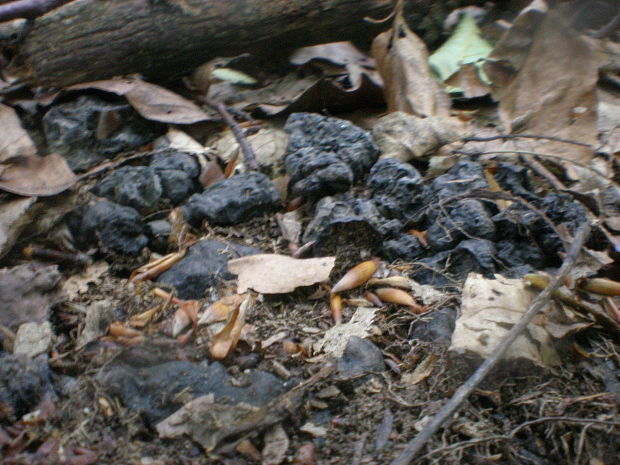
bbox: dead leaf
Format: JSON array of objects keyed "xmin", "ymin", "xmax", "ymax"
[
  {"xmin": 209, "ymin": 293, "xmax": 252, "ymax": 360},
  {"xmin": 0, "ymin": 103, "xmax": 37, "ymax": 161},
  {"xmin": 485, "ymin": 10, "xmax": 597, "ymax": 164},
  {"xmin": 0, "ymin": 104, "xmax": 76, "ymax": 196},
  {"xmin": 450, "ymin": 273, "xmax": 563, "ymax": 369},
  {"xmin": 444, "ymin": 63, "xmax": 490, "ymax": 98},
  {"xmin": 262, "ymin": 423, "xmax": 289, "ymax": 465},
  {"xmin": 0, "ymin": 152, "xmax": 77, "ymax": 196},
  {"xmin": 314, "ymin": 307, "xmax": 378, "ymax": 358},
  {"xmin": 198, "ymin": 294, "xmax": 245, "ymax": 326},
  {"xmin": 67, "ymin": 78, "xmax": 213, "ymax": 124},
  {"xmin": 371, "ymin": 11, "xmax": 450, "ymax": 117},
  {"xmin": 62, "ymin": 261, "xmax": 109, "ymax": 300},
  {"xmin": 228, "ymin": 254, "xmax": 335, "ymax": 294},
  {"xmin": 216, "ymin": 123, "xmax": 288, "ymax": 174}
]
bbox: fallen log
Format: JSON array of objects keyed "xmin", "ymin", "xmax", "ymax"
[{"xmin": 6, "ymin": 0, "xmax": 482, "ymax": 88}]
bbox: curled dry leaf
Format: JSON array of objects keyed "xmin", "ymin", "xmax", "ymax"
[
  {"xmin": 371, "ymin": 10, "xmax": 450, "ymax": 117},
  {"xmin": 67, "ymin": 78, "xmax": 214, "ymax": 124},
  {"xmin": 128, "ymin": 305, "xmax": 160, "ymax": 329},
  {"xmin": 209, "ymin": 293, "xmax": 252, "ymax": 360},
  {"xmin": 198, "ymin": 294, "xmax": 245, "ymax": 326},
  {"xmin": 330, "ymin": 259, "xmax": 380, "ymax": 294},
  {"xmin": 228, "ymin": 254, "xmax": 335, "ymax": 294}
]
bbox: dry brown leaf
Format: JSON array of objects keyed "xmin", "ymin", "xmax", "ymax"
[
  {"xmin": 0, "ymin": 104, "xmax": 76, "ymax": 196},
  {"xmin": 198, "ymin": 294, "xmax": 245, "ymax": 326},
  {"xmin": 0, "ymin": 152, "xmax": 77, "ymax": 196},
  {"xmin": 209, "ymin": 293, "xmax": 252, "ymax": 360},
  {"xmin": 371, "ymin": 12, "xmax": 450, "ymax": 117},
  {"xmin": 228, "ymin": 254, "xmax": 335, "ymax": 294},
  {"xmin": 67, "ymin": 78, "xmax": 213, "ymax": 124},
  {"xmin": 486, "ymin": 10, "xmax": 597, "ymax": 164},
  {"xmin": 444, "ymin": 63, "xmax": 490, "ymax": 98},
  {"xmin": 62, "ymin": 261, "xmax": 109, "ymax": 300}
]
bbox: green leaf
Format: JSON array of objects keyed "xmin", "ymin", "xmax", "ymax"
[{"xmin": 429, "ymin": 14, "xmax": 492, "ymax": 83}]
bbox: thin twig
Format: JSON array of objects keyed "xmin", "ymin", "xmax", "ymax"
[
  {"xmin": 519, "ymin": 155, "xmax": 567, "ymax": 191},
  {"xmin": 422, "ymin": 416, "xmax": 620, "ymax": 459},
  {"xmin": 0, "ymin": 0, "xmax": 70, "ymax": 22},
  {"xmin": 463, "ymin": 134, "xmax": 592, "ymax": 148},
  {"xmin": 390, "ymin": 222, "xmax": 591, "ymax": 465},
  {"xmin": 200, "ymin": 96, "xmax": 259, "ymax": 171}
]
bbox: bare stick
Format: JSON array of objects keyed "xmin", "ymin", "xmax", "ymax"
[
  {"xmin": 200, "ymin": 96, "xmax": 259, "ymax": 171},
  {"xmin": 0, "ymin": 0, "xmax": 70, "ymax": 22},
  {"xmin": 463, "ymin": 133, "xmax": 592, "ymax": 148},
  {"xmin": 390, "ymin": 222, "xmax": 591, "ymax": 465}
]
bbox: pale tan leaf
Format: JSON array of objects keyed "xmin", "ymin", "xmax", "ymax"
[
  {"xmin": 0, "ymin": 104, "xmax": 37, "ymax": 161},
  {"xmin": 228, "ymin": 254, "xmax": 335, "ymax": 294},
  {"xmin": 62, "ymin": 261, "xmax": 109, "ymax": 300},
  {"xmin": 262, "ymin": 423, "xmax": 289, "ymax": 465}
]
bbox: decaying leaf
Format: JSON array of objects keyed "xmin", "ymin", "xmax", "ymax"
[
  {"xmin": 67, "ymin": 78, "xmax": 214, "ymax": 124},
  {"xmin": 0, "ymin": 104, "xmax": 76, "ymax": 196},
  {"xmin": 198, "ymin": 294, "xmax": 245, "ymax": 326},
  {"xmin": 485, "ymin": 9, "xmax": 597, "ymax": 164},
  {"xmin": 209, "ymin": 293, "xmax": 252, "ymax": 360},
  {"xmin": 371, "ymin": 9, "xmax": 450, "ymax": 117},
  {"xmin": 228, "ymin": 254, "xmax": 335, "ymax": 294},
  {"xmin": 0, "ymin": 152, "xmax": 77, "ymax": 197},
  {"xmin": 262, "ymin": 423, "xmax": 289, "ymax": 465},
  {"xmin": 314, "ymin": 307, "xmax": 378, "ymax": 358},
  {"xmin": 450, "ymin": 273, "xmax": 566, "ymax": 370},
  {"xmin": 62, "ymin": 261, "xmax": 109, "ymax": 300}
]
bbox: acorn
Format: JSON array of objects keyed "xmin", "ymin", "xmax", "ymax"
[
  {"xmin": 331, "ymin": 259, "xmax": 380, "ymax": 294},
  {"xmin": 374, "ymin": 287, "xmax": 425, "ymax": 314}
]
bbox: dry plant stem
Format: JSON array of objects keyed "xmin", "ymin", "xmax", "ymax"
[
  {"xmin": 463, "ymin": 134, "xmax": 592, "ymax": 148},
  {"xmin": 203, "ymin": 97, "xmax": 259, "ymax": 171},
  {"xmin": 422, "ymin": 416, "xmax": 620, "ymax": 459},
  {"xmin": 520, "ymin": 155, "xmax": 567, "ymax": 191},
  {"xmin": 390, "ymin": 222, "xmax": 591, "ymax": 465}
]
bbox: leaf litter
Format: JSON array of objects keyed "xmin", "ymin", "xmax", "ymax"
[{"xmin": 1, "ymin": 2, "xmax": 620, "ymax": 464}]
